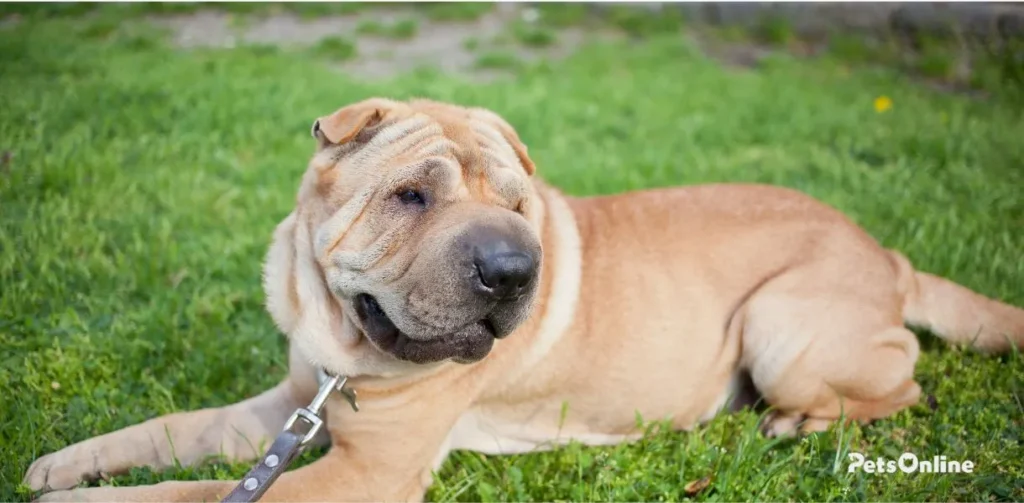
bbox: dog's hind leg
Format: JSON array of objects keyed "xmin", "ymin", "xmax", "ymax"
[
  {"xmin": 740, "ymin": 258, "xmax": 922, "ymax": 437},
  {"xmin": 24, "ymin": 345, "xmax": 323, "ymax": 493}
]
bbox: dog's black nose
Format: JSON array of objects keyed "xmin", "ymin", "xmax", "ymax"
[
  {"xmin": 469, "ymin": 229, "xmax": 538, "ymax": 300},
  {"xmin": 475, "ymin": 251, "xmax": 536, "ymax": 299}
]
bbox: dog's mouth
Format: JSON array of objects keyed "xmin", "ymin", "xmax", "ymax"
[{"xmin": 353, "ymin": 294, "xmax": 498, "ymax": 364}]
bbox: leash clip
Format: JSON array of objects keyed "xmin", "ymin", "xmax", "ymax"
[{"xmin": 283, "ymin": 369, "xmax": 359, "ymax": 446}]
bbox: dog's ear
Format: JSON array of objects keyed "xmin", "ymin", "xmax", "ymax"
[
  {"xmin": 311, "ymin": 98, "xmax": 399, "ymax": 149},
  {"xmin": 471, "ymin": 108, "xmax": 536, "ymax": 176},
  {"xmin": 263, "ymin": 211, "xmax": 300, "ymax": 335}
]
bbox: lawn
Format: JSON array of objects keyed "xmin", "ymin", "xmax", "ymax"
[{"xmin": 1, "ymin": 6, "xmax": 1023, "ymax": 503}]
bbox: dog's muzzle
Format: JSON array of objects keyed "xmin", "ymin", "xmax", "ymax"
[{"xmin": 353, "ymin": 224, "xmax": 541, "ymax": 364}]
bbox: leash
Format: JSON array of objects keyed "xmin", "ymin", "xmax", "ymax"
[{"xmin": 221, "ymin": 369, "xmax": 359, "ymax": 503}]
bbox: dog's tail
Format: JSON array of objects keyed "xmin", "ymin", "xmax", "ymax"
[{"xmin": 890, "ymin": 250, "xmax": 1024, "ymax": 353}]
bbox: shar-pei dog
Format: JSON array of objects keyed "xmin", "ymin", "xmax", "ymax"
[{"xmin": 25, "ymin": 98, "xmax": 1024, "ymax": 502}]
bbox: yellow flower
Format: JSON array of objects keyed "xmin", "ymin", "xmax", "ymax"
[{"xmin": 874, "ymin": 95, "xmax": 893, "ymax": 113}]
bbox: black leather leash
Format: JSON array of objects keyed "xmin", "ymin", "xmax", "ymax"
[{"xmin": 221, "ymin": 370, "xmax": 358, "ymax": 503}]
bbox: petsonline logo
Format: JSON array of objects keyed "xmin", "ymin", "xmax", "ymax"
[{"xmin": 847, "ymin": 453, "xmax": 975, "ymax": 474}]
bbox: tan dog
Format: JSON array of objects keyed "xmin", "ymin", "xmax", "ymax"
[{"xmin": 25, "ymin": 98, "xmax": 1024, "ymax": 502}]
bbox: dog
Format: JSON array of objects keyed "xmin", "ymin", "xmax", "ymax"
[{"xmin": 25, "ymin": 98, "xmax": 1024, "ymax": 502}]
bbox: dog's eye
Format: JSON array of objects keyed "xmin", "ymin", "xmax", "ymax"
[{"xmin": 397, "ymin": 189, "xmax": 425, "ymax": 206}]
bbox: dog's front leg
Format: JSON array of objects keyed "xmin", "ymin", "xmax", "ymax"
[
  {"xmin": 24, "ymin": 379, "xmax": 318, "ymax": 495},
  {"xmin": 37, "ymin": 366, "xmax": 484, "ymax": 502},
  {"xmin": 25, "ymin": 346, "xmax": 324, "ymax": 494},
  {"xmin": 35, "ymin": 446, "xmax": 424, "ymax": 503}
]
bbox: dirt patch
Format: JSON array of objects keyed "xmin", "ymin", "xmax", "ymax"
[
  {"xmin": 151, "ymin": 5, "xmax": 616, "ymax": 82},
  {"xmin": 0, "ymin": 150, "xmax": 12, "ymax": 177},
  {"xmin": 0, "ymin": 13, "xmax": 22, "ymax": 30},
  {"xmin": 689, "ymin": 35, "xmax": 777, "ymax": 70}
]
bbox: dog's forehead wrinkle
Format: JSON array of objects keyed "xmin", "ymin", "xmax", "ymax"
[
  {"xmin": 426, "ymin": 116, "xmax": 484, "ymax": 172},
  {"xmin": 333, "ymin": 223, "xmax": 399, "ymax": 272},
  {"xmin": 326, "ymin": 141, "xmax": 360, "ymax": 163},
  {"xmin": 349, "ymin": 135, "xmax": 419, "ymax": 173},
  {"xmin": 387, "ymin": 124, "xmax": 446, "ymax": 161},
  {"xmin": 449, "ymin": 141, "xmax": 484, "ymax": 178},
  {"xmin": 384, "ymin": 156, "xmax": 458, "ymax": 194},
  {"xmin": 369, "ymin": 116, "xmax": 434, "ymax": 149},
  {"xmin": 453, "ymin": 146, "xmax": 527, "ymax": 207},
  {"xmin": 314, "ymin": 183, "xmax": 377, "ymax": 260},
  {"xmin": 343, "ymin": 117, "xmax": 431, "ymax": 169},
  {"xmin": 467, "ymin": 121, "xmax": 528, "ymax": 180},
  {"xmin": 414, "ymin": 137, "xmax": 456, "ymax": 159},
  {"xmin": 469, "ymin": 122, "xmax": 512, "ymax": 156}
]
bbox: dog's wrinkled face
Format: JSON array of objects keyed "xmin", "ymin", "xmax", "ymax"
[{"xmin": 292, "ymin": 98, "xmax": 543, "ymax": 366}]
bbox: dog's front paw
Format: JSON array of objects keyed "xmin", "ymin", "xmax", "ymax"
[
  {"xmin": 760, "ymin": 411, "xmax": 839, "ymax": 437},
  {"xmin": 24, "ymin": 447, "xmax": 97, "ymax": 494},
  {"xmin": 759, "ymin": 411, "xmax": 805, "ymax": 438},
  {"xmin": 34, "ymin": 480, "xmax": 238, "ymax": 503},
  {"xmin": 34, "ymin": 488, "xmax": 90, "ymax": 503}
]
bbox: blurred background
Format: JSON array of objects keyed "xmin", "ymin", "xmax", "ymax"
[{"xmin": 2, "ymin": 2, "xmax": 1022, "ymax": 93}]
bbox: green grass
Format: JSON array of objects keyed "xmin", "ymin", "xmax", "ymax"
[
  {"xmin": 827, "ymin": 33, "xmax": 899, "ymax": 66},
  {"xmin": 534, "ymin": 3, "xmax": 591, "ymax": 28},
  {"xmin": 356, "ymin": 18, "xmax": 419, "ymax": 40},
  {"xmin": 605, "ymin": 5, "xmax": 685, "ymax": 38},
  {"xmin": 754, "ymin": 14, "xmax": 796, "ymax": 47},
  {"xmin": 510, "ymin": 21, "xmax": 557, "ymax": 48},
  {"xmin": 2, "ymin": 13, "xmax": 1024, "ymax": 503},
  {"xmin": 309, "ymin": 36, "xmax": 357, "ymax": 61},
  {"xmin": 415, "ymin": 1, "xmax": 493, "ymax": 22},
  {"xmin": 462, "ymin": 36, "xmax": 480, "ymax": 52},
  {"xmin": 473, "ymin": 50, "xmax": 523, "ymax": 71}
]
